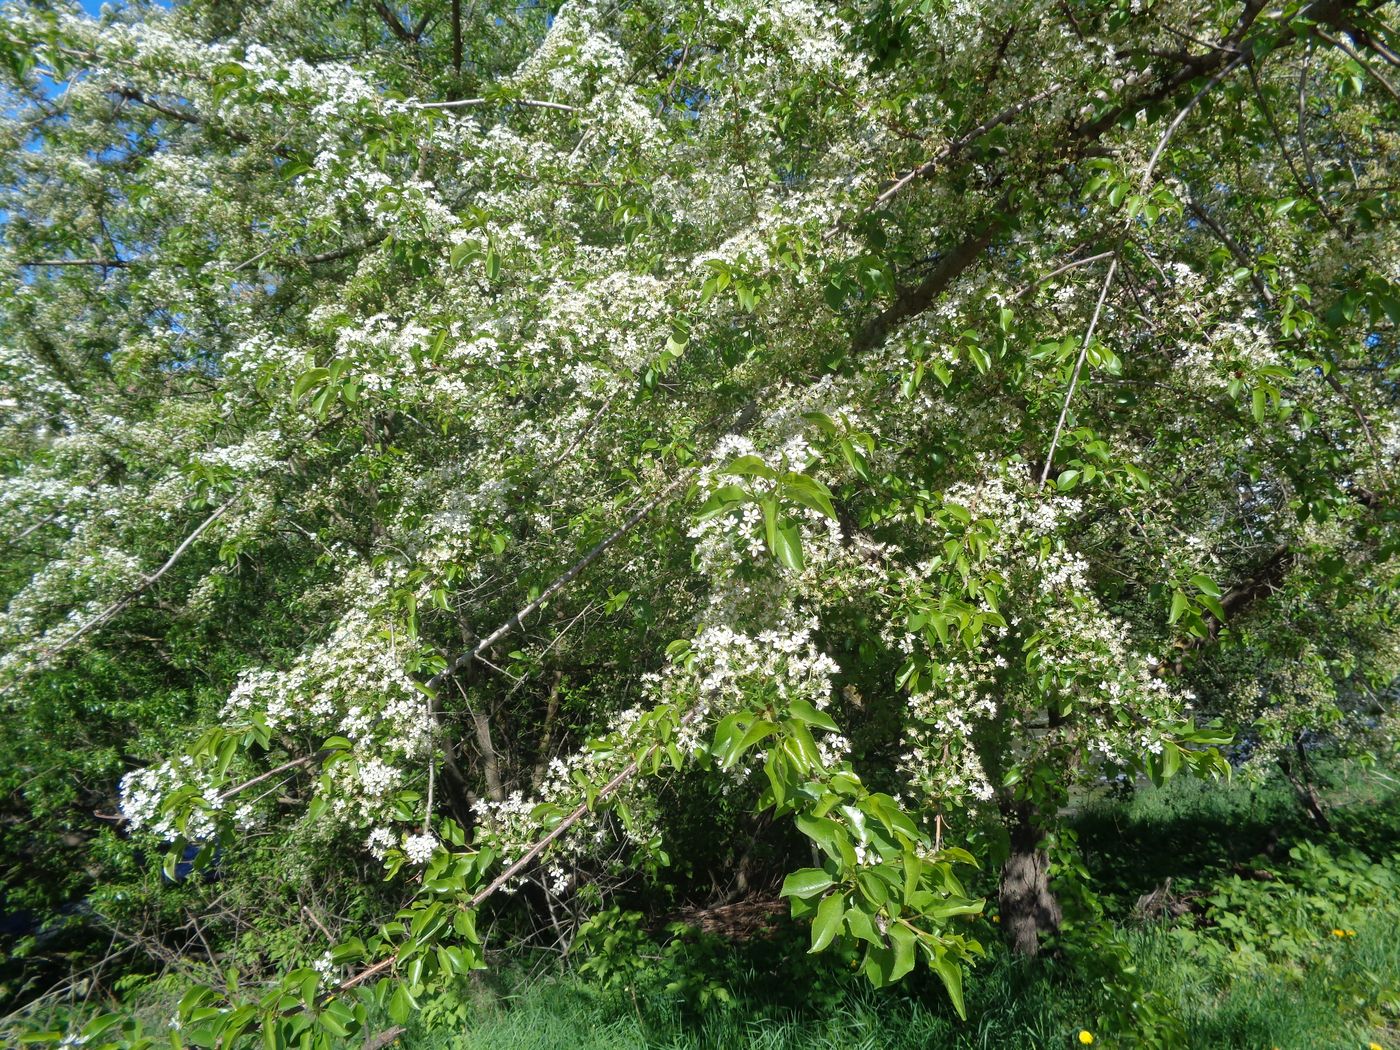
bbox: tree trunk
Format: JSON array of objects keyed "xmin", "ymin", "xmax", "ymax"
[
  {"xmin": 530, "ymin": 671, "xmax": 563, "ymax": 791},
  {"xmin": 1278, "ymin": 736, "xmax": 1333, "ymax": 833},
  {"xmin": 451, "ymin": 0, "xmax": 462, "ymax": 74},
  {"xmin": 998, "ymin": 803, "xmax": 1061, "ymax": 957},
  {"xmin": 470, "ymin": 705, "xmax": 505, "ymax": 803}
]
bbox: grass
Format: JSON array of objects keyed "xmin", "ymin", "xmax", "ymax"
[
  {"xmin": 412, "ymin": 962, "xmax": 1083, "ymax": 1050},
  {"xmin": 390, "ymin": 761, "xmax": 1400, "ymax": 1049},
  {"xmin": 404, "ymin": 916, "xmax": 1397, "ymax": 1049}
]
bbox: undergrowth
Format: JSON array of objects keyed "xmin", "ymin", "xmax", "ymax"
[{"xmin": 394, "ymin": 760, "xmax": 1400, "ymax": 1049}]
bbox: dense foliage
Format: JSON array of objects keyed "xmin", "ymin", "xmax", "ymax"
[{"xmin": 1, "ymin": 0, "xmax": 1398, "ymax": 1045}]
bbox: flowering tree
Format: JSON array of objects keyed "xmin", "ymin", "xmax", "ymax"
[{"xmin": 2, "ymin": 0, "xmax": 1398, "ymax": 1042}]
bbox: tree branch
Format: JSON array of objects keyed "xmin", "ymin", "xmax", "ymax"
[
  {"xmin": 412, "ymin": 96, "xmax": 580, "ymax": 113},
  {"xmin": 14, "ymin": 257, "xmax": 129, "ymax": 268},
  {"xmin": 1, "ymin": 492, "xmax": 241, "ymax": 698},
  {"xmin": 425, "ymin": 471, "xmax": 694, "ymax": 695},
  {"xmin": 371, "ymin": 1, "xmax": 418, "ymax": 43}
]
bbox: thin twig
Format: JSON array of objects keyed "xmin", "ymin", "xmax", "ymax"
[
  {"xmin": 218, "ymin": 751, "xmax": 328, "ymax": 803},
  {"xmin": 302, "ymin": 905, "xmax": 334, "ymax": 942},
  {"xmin": 1015, "ymin": 249, "xmax": 1116, "ymax": 299},
  {"xmin": 1, "ymin": 492, "xmax": 241, "ymax": 699},
  {"xmin": 14, "ymin": 257, "xmax": 128, "ymax": 268},
  {"xmin": 412, "ymin": 97, "xmax": 579, "ymax": 113},
  {"xmin": 336, "ymin": 709, "xmax": 700, "ymax": 994},
  {"xmin": 1247, "ymin": 58, "xmax": 1341, "ymax": 231},
  {"xmin": 1186, "ymin": 198, "xmax": 1389, "ymax": 488},
  {"xmin": 1039, "ymin": 254, "xmax": 1119, "ymax": 486},
  {"xmin": 860, "ymin": 81, "xmax": 1065, "ymax": 218},
  {"xmin": 1297, "ymin": 47, "xmax": 1331, "ymax": 214},
  {"xmin": 425, "ymin": 471, "xmax": 694, "ymax": 695},
  {"xmin": 556, "ymin": 387, "xmax": 620, "ymax": 462},
  {"xmin": 1316, "ymin": 27, "xmax": 1400, "ymax": 102}
]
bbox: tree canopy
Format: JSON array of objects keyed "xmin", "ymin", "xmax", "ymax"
[{"xmin": 1, "ymin": 0, "xmax": 1397, "ymax": 1043}]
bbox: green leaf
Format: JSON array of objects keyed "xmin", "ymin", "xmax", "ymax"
[
  {"xmin": 1123, "ymin": 463, "xmax": 1151, "ymax": 488},
  {"xmin": 292, "ymin": 368, "xmax": 329, "ymax": 401},
  {"xmin": 772, "ymin": 519, "xmax": 805, "ymax": 572},
  {"xmin": 809, "ymin": 892, "xmax": 844, "ymax": 953},
  {"xmin": 696, "ymin": 484, "xmax": 748, "ymax": 522},
  {"xmin": 926, "ymin": 895, "xmax": 984, "ymax": 919},
  {"xmin": 1251, "ymin": 387, "xmax": 1268, "ymax": 422},
  {"xmin": 787, "ymin": 698, "xmax": 839, "ymax": 732},
  {"xmin": 781, "ymin": 867, "xmax": 835, "ymax": 900},
  {"xmin": 1188, "ymin": 573, "xmax": 1221, "ymax": 598},
  {"xmin": 386, "ymin": 983, "xmax": 416, "ymax": 1025},
  {"xmin": 784, "ymin": 474, "xmax": 838, "ymax": 520},
  {"xmin": 724, "ymin": 455, "xmax": 777, "ymax": 480},
  {"xmin": 888, "ymin": 924, "xmax": 917, "ymax": 982},
  {"xmin": 317, "ymin": 1000, "xmax": 354, "ymax": 1037},
  {"xmin": 724, "ymin": 717, "xmax": 776, "ymax": 769},
  {"xmin": 794, "ymin": 813, "xmax": 844, "ymax": 861},
  {"xmin": 1161, "ymin": 741, "xmax": 1182, "ymax": 779},
  {"xmin": 78, "ymin": 1014, "xmax": 124, "ymax": 1042},
  {"xmin": 837, "ymin": 437, "xmax": 872, "ymax": 481},
  {"xmin": 1168, "ymin": 589, "xmax": 1190, "ymax": 624},
  {"xmin": 845, "ymin": 906, "xmax": 881, "ymax": 945},
  {"xmin": 761, "ymin": 496, "xmax": 779, "ymax": 555},
  {"xmin": 929, "ymin": 949, "xmax": 967, "ymax": 1019}
]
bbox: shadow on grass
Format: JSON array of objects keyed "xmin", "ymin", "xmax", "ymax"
[{"xmin": 1071, "ymin": 760, "xmax": 1400, "ymax": 905}]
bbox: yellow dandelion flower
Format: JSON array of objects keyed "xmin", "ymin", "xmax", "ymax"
[
  {"xmin": 1368, "ymin": 1042, "xmax": 1383, "ymax": 1050},
  {"xmin": 1078, "ymin": 1031, "xmax": 1094, "ymax": 1046},
  {"xmin": 1332, "ymin": 928, "xmax": 1346, "ymax": 937},
  {"xmin": 1346, "ymin": 929, "xmax": 1357, "ymax": 937}
]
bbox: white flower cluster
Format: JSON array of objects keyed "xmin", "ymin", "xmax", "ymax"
[
  {"xmin": 687, "ymin": 433, "xmax": 845, "ymax": 622},
  {"xmin": 120, "ymin": 757, "xmax": 227, "ymax": 842},
  {"xmin": 403, "ymin": 832, "xmax": 438, "ymax": 865},
  {"xmin": 121, "ymin": 576, "xmax": 436, "ymax": 841},
  {"xmin": 687, "ymin": 621, "xmax": 840, "ymax": 711}
]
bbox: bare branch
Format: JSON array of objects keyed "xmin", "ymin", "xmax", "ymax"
[
  {"xmin": 2, "ymin": 492, "xmax": 241, "ymax": 698},
  {"xmin": 1039, "ymin": 254, "xmax": 1119, "ymax": 486},
  {"xmin": 218, "ymin": 750, "xmax": 329, "ymax": 804},
  {"xmin": 371, "ymin": 1, "xmax": 418, "ymax": 43},
  {"xmin": 1187, "ymin": 199, "xmax": 1389, "ymax": 488},
  {"xmin": 411, "ymin": 96, "xmax": 581, "ymax": 113},
  {"xmin": 112, "ymin": 86, "xmax": 201, "ymax": 124},
  {"xmin": 301, "ymin": 233, "xmax": 389, "ymax": 264},
  {"xmin": 1015, "ymin": 249, "xmax": 1116, "ymax": 299},
  {"xmin": 336, "ymin": 708, "xmax": 703, "ymax": 994},
  {"xmin": 14, "ymin": 257, "xmax": 129, "ymax": 268},
  {"xmin": 859, "ymin": 81, "xmax": 1065, "ymax": 219},
  {"xmin": 1042, "ymin": 54, "xmax": 1245, "ymax": 487},
  {"xmin": 425, "ymin": 471, "xmax": 694, "ymax": 695}
]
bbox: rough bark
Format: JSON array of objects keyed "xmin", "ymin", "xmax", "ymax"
[
  {"xmin": 470, "ymin": 704, "xmax": 505, "ymax": 804},
  {"xmin": 998, "ymin": 803, "xmax": 1062, "ymax": 957}
]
